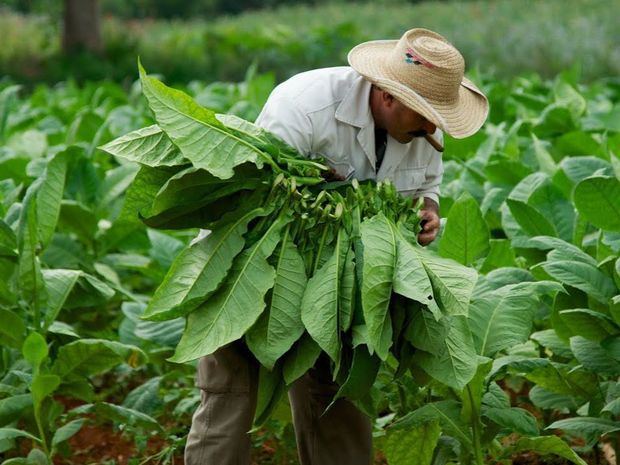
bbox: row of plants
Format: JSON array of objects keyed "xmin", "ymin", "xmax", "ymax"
[
  {"xmin": 0, "ymin": 65, "xmax": 619, "ymax": 464},
  {"xmin": 1, "ymin": 0, "xmax": 619, "ymax": 84},
  {"xmin": 0, "ymin": 72, "xmax": 272, "ymax": 464}
]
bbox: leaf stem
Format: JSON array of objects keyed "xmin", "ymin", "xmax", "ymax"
[
  {"xmin": 466, "ymin": 385, "xmax": 485, "ymax": 465},
  {"xmin": 33, "ymin": 404, "xmax": 50, "ymax": 458}
]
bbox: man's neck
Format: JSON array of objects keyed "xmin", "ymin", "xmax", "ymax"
[{"xmin": 369, "ymin": 85, "xmax": 385, "ymax": 130}]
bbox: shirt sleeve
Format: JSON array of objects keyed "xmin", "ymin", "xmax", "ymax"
[
  {"xmin": 255, "ymin": 96, "xmax": 313, "ymax": 156},
  {"xmin": 414, "ymin": 131, "xmax": 444, "ymax": 205}
]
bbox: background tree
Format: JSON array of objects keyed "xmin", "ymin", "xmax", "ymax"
[{"xmin": 63, "ymin": 0, "xmax": 102, "ymax": 53}]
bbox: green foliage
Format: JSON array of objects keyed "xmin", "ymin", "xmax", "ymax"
[
  {"xmin": 1, "ymin": 60, "xmax": 620, "ymax": 463},
  {"xmin": 2, "ymin": 0, "xmax": 620, "ymax": 84}
]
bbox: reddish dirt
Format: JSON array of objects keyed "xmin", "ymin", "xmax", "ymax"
[{"xmin": 55, "ymin": 423, "xmax": 140, "ymax": 465}]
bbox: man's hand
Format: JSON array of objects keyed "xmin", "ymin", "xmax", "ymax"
[{"xmin": 417, "ymin": 197, "xmax": 440, "ymax": 246}]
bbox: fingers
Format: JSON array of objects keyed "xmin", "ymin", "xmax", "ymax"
[
  {"xmin": 417, "ymin": 209, "xmax": 440, "ymax": 245},
  {"xmin": 418, "ymin": 230, "xmax": 437, "ymax": 246}
]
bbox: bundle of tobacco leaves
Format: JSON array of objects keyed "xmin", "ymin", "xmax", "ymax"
[{"xmin": 101, "ymin": 64, "xmax": 478, "ymax": 422}]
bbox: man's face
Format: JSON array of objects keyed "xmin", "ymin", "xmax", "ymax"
[{"xmin": 382, "ymin": 97, "xmax": 437, "ymax": 144}]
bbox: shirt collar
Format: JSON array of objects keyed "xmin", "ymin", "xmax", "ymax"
[{"xmin": 335, "ymin": 73, "xmax": 374, "ymax": 129}]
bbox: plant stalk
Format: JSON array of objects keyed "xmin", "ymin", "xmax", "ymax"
[{"xmin": 466, "ymin": 385, "xmax": 484, "ymax": 465}]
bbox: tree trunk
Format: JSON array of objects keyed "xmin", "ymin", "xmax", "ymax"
[{"xmin": 62, "ymin": 0, "xmax": 102, "ymax": 53}]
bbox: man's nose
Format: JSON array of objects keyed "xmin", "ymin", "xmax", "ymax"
[{"xmin": 424, "ymin": 119, "xmax": 437, "ymax": 134}]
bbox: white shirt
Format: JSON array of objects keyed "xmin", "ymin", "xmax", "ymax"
[{"xmin": 255, "ymin": 66, "xmax": 443, "ymax": 204}]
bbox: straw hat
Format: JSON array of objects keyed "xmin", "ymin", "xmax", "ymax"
[{"xmin": 348, "ymin": 28, "xmax": 488, "ymax": 139}]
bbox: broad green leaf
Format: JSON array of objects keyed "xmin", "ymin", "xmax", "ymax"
[
  {"xmin": 282, "ymin": 333, "xmax": 321, "ymax": 385},
  {"xmin": 0, "ymin": 394, "xmax": 32, "ymax": 426},
  {"xmin": 509, "ymin": 172, "xmax": 549, "ymax": 202},
  {"xmin": 504, "ymin": 436, "xmax": 587, "ymax": 465},
  {"xmin": 468, "ymin": 285, "xmax": 538, "ymax": 357},
  {"xmin": 405, "ymin": 309, "xmax": 450, "ymax": 356},
  {"xmin": 521, "ymin": 236, "xmax": 597, "ymax": 267},
  {"xmin": 215, "ymin": 114, "xmax": 265, "ymax": 137},
  {"xmin": 149, "ymin": 165, "xmax": 264, "ymax": 218},
  {"xmin": 17, "ymin": 182, "xmax": 47, "ymax": 309},
  {"xmin": 603, "ymin": 335, "xmax": 620, "ymax": 361},
  {"xmin": 392, "ymin": 224, "xmax": 438, "ymax": 315},
  {"xmin": 97, "ymin": 163, "xmax": 140, "ymax": 211},
  {"xmin": 554, "ymin": 81, "xmax": 586, "ymax": 117},
  {"xmin": 47, "ymin": 321, "xmax": 79, "ymax": 338},
  {"xmin": 301, "ymin": 228, "xmax": 348, "ymax": 362},
  {"xmin": 339, "ymin": 244, "xmax": 355, "ymax": 332},
  {"xmin": 247, "ymin": 227, "xmax": 307, "ymax": 370},
  {"xmin": 62, "ymin": 272, "xmax": 115, "ymax": 309},
  {"xmin": 170, "ymin": 215, "xmax": 289, "ymax": 363},
  {"xmin": 573, "ymin": 176, "xmax": 620, "ymax": 232},
  {"xmin": 31, "ymin": 374, "xmax": 60, "ymax": 406},
  {"xmin": 482, "ymin": 382, "xmax": 510, "ymax": 409},
  {"xmin": 461, "ymin": 358, "xmax": 493, "ymax": 422},
  {"xmin": 483, "ymin": 407, "xmax": 539, "ymax": 436},
  {"xmin": 331, "ymin": 345, "xmax": 380, "ymax": 405},
  {"xmin": 76, "ymin": 402, "xmax": 161, "ymax": 430},
  {"xmin": 479, "ymin": 239, "xmax": 517, "ymax": 273},
  {"xmin": 529, "ymin": 386, "xmax": 579, "ymax": 412},
  {"xmin": 391, "ymin": 400, "xmax": 472, "ymax": 448},
  {"xmin": 530, "ymin": 329, "xmax": 573, "ymax": 359},
  {"xmin": 36, "ymin": 150, "xmax": 69, "ymax": 249},
  {"xmin": 560, "ymin": 309, "xmax": 618, "ymax": 341},
  {"xmin": 102, "ymin": 165, "xmax": 178, "ymax": 251},
  {"xmin": 531, "ymin": 134, "xmax": 557, "ymax": 175},
  {"xmin": 58, "ymin": 200, "xmax": 97, "ymax": 242},
  {"xmin": 0, "ymin": 219, "xmax": 17, "ymax": 257},
  {"xmin": 560, "ymin": 157, "xmax": 611, "ymax": 184},
  {"xmin": 473, "ymin": 267, "xmax": 534, "ymax": 299},
  {"xmin": 506, "ymin": 199, "xmax": 557, "ymax": 237},
  {"xmin": 139, "ymin": 63, "xmax": 265, "ymax": 179},
  {"xmin": 414, "ymin": 315, "xmax": 477, "ymax": 390},
  {"xmin": 135, "ymin": 317, "xmax": 184, "ymax": 348},
  {"xmin": 122, "ymin": 377, "xmax": 162, "ymax": 415},
  {"xmin": 41, "ymin": 269, "xmax": 80, "ymax": 329},
  {"xmin": 412, "ymin": 244, "xmax": 478, "ymax": 316},
  {"xmin": 22, "ymin": 333, "xmax": 47, "ymax": 370},
  {"xmin": 147, "ymin": 229, "xmax": 184, "ymax": 269},
  {"xmin": 360, "ymin": 213, "xmax": 395, "ymax": 360},
  {"xmin": 500, "ymin": 202, "xmax": 530, "ymax": 247},
  {"xmin": 528, "ymin": 182, "xmax": 574, "ymax": 241},
  {"xmin": 99, "ymin": 124, "xmax": 186, "ymax": 166},
  {"xmin": 547, "ymin": 417, "xmax": 620, "ymax": 445},
  {"xmin": 8, "ymin": 128, "xmax": 47, "ymax": 158},
  {"xmin": 254, "ymin": 364, "xmax": 285, "ymax": 426},
  {"xmin": 0, "ymin": 428, "xmax": 41, "ymax": 443},
  {"xmin": 511, "ymin": 359, "xmax": 598, "ymax": 397},
  {"xmin": 534, "ymin": 104, "xmax": 575, "ymax": 137},
  {"xmin": 555, "ymin": 131, "xmax": 604, "ymax": 158},
  {"xmin": 52, "ymin": 339, "xmax": 147, "ymax": 377},
  {"xmin": 144, "ymin": 208, "xmax": 268, "ymax": 321},
  {"xmin": 480, "ymin": 186, "xmax": 510, "ymax": 215},
  {"xmin": 439, "ymin": 192, "xmax": 489, "ymax": 265},
  {"xmin": 570, "ymin": 336, "xmax": 620, "ymax": 376},
  {"xmin": 383, "ymin": 420, "xmax": 440, "ymax": 465},
  {"xmin": 542, "ymin": 260, "xmax": 616, "ymax": 303},
  {"xmin": 51, "ymin": 419, "xmax": 85, "ymax": 448},
  {"xmin": 0, "ymin": 309, "xmax": 25, "ymax": 349},
  {"xmin": 602, "ymin": 397, "xmax": 620, "ymax": 415}
]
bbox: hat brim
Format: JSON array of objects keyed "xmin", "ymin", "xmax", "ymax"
[{"xmin": 348, "ymin": 40, "xmax": 489, "ymax": 139}]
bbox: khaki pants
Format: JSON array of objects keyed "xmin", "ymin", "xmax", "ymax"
[{"xmin": 184, "ymin": 343, "xmax": 372, "ymax": 465}]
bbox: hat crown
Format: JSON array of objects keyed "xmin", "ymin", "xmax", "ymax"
[{"xmin": 389, "ymin": 29, "xmax": 464, "ymax": 103}]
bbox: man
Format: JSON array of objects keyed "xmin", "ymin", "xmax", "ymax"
[{"xmin": 185, "ymin": 27, "xmax": 488, "ymax": 465}]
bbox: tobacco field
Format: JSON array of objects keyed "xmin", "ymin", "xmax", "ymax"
[{"xmin": 0, "ymin": 61, "xmax": 619, "ymax": 465}]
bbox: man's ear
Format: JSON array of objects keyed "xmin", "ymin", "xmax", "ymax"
[{"xmin": 381, "ymin": 90, "xmax": 395, "ymax": 107}]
